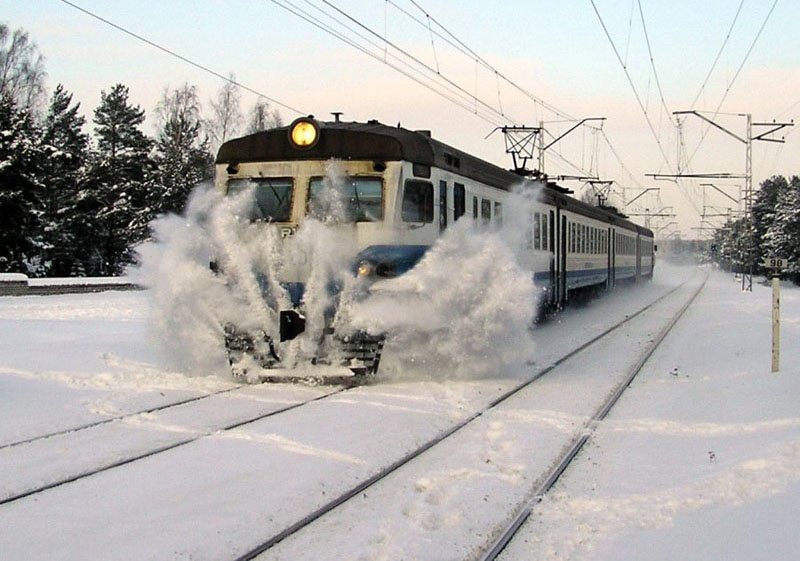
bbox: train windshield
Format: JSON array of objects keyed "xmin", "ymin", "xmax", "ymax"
[
  {"xmin": 308, "ymin": 176, "xmax": 383, "ymax": 222},
  {"xmin": 227, "ymin": 178, "xmax": 294, "ymax": 222}
]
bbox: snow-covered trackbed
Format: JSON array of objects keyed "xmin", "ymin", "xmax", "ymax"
[
  {"xmin": 0, "ymin": 269, "xmax": 707, "ymax": 561},
  {"xmin": 252, "ymin": 275, "xmax": 708, "ymax": 561},
  {"xmin": 0, "ymin": 384, "xmax": 345, "ymax": 506}
]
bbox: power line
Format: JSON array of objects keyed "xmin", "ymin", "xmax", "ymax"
[
  {"xmin": 589, "ymin": 0, "xmax": 673, "ymax": 168},
  {"xmin": 392, "ymin": 0, "xmax": 576, "ymax": 121},
  {"xmin": 57, "ymin": 0, "xmax": 306, "ymax": 116},
  {"xmin": 683, "ymin": 0, "xmax": 779, "ymax": 168},
  {"xmin": 636, "ymin": 0, "xmax": 672, "ymax": 124},
  {"xmin": 297, "ymin": 0, "xmax": 499, "ymax": 122},
  {"xmin": 62, "ymin": 0, "xmax": 654, "ymax": 191},
  {"xmin": 318, "ymin": 0, "xmax": 514, "ymax": 125},
  {"xmin": 272, "ymin": 0, "xmax": 600, "ymax": 178},
  {"xmin": 690, "ymin": 0, "xmax": 744, "ymax": 109},
  {"xmin": 268, "ymin": 0, "xmax": 506, "ymax": 126}
]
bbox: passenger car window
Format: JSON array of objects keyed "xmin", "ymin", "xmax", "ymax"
[
  {"xmin": 402, "ymin": 180, "xmax": 434, "ymax": 223},
  {"xmin": 439, "ymin": 180, "xmax": 448, "ymax": 231},
  {"xmin": 542, "ymin": 214, "xmax": 549, "ymax": 250},
  {"xmin": 454, "ymin": 183, "xmax": 466, "ymax": 220},
  {"xmin": 481, "ymin": 199, "xmax": 491, "ymax": 223},
  {"xmin": 227, "ymin": 178, "xmax": 293, "ymax": 222}
]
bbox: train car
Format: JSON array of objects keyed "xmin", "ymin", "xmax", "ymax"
[{"xmin": 214, "ymin": 116, "xmax": 655, "ymax": 378}]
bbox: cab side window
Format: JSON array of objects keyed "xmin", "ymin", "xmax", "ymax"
[{"xmin": 402, "ymin": 180, "xmax": 434, "ymax": 223}]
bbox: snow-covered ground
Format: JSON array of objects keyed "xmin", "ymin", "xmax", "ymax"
[
  {"xmin": 501, "ymin": 267, "xmax": 800, "ymax": 560},
  {"xmin": 0, "ymin": 263, "xmax": 798, "ymax": 560}
]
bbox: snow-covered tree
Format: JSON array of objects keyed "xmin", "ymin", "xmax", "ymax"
[
  {"xmin": 0, "ymin": 23, "xmax": 47, "ymax": 114},
  {"xmin": 152, "ymin": 83, "xmax": 213, "ymax": 216},
  {"xmin": 0, "ymin": 93, "xmax": 45, "ymax": 273},
  {"xmin": 39, "ymin": 84, "xmax": 90, "ymax": 276},
  {"xmin": 751, "ymin": 176, "xmax": 786, "ymax": 267},
  {"xmin": 82, "ymin": 83, "xmax": 154, "ymax": 275},
  {"xmin": 713, "ymin": 175, "xmax": 800, "ymax": 284},
  {"xmin": 761, "ymin": 176, "xmax": 800, "ymax": 282}
]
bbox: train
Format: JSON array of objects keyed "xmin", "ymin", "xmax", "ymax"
[{"xmin": 213, "ymin": 116, "xmax": 655, "ymax": 379}]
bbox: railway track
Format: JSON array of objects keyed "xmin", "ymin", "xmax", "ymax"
[
  {"xmin": 0, "ymin": 273, "xmax": 704, "ymax": 561},
  {"xmin": 0, "ymin": 385, "xmax": 240, "ymax": 451},
  {"xmin": 0, "ymin": 382, "xmax": 349, "ymax": 506},
  {"xmin": 235, "ymin": 275, "xmax": 706, "ymax": 561},
  {"xmin": 480, "ymin": 272, "xmax": 708, "ymax": 561}
]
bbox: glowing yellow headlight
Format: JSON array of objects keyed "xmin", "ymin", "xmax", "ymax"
[
  {"xmin": 289, "ymin": 117, "xmax": 319, "ymax": 149},
  {"xmin": 357, "ymin": 262, "xmax": 373, "ymax": 277}
]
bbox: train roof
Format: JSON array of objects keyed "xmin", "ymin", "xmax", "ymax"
[{"xmin": 216, "ymin": 119, "xmax": 653, "ymax": 237}]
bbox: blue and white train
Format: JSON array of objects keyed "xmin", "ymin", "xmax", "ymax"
[{"xmin": 215, "ymin": 117, "xmax": 655, "ymax": 377}]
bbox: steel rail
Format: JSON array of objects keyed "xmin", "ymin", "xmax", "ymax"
[
  {"xmin": 1, "ymin": 369, "xmax": 364, "ymax": 452},
  {"xmin": 0, "ymin": 385, "xmax": 349, "ymax": 507},
  {"xmin": 0, "ymin": 385, "xmax": 241, "ymax": 452},
  {"xmin": 479, "ymin": 273, "xmax": 708, "ymax": 561},
  {"xmin": 232, "ymin": 279, "xmax": 692, "ymax": 561}
]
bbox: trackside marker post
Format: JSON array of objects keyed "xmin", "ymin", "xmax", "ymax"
[
  {"xmin": 762, "ymin": 257, "xmax": 787, "ymax": 373},
  {"xmin": 772, "ymin": 275, "xmax": 780, "ymax": 373}
]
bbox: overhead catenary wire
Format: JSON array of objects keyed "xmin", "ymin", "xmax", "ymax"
[
  {"xmin": 405, "ymin": 0, "xmax": 704, "ymax": 224},
  {"xmin": 270, "ymin": 0, "xmax": 510, "ymax": 127},
  {"xmin": 57, "ymin": 0, "xmax": 306, "ymax": 116},
  {"xmin": 589, "ymin": 0, "xmax": 673, "ymax": 169},
  {"xmin": 316, "ymin": 0, "xmax": 522, "ymax": 126},
  {"xmin": 392, "ymin": 0, "xmax": 576, "ymax": 121},
  {"xmin": 636, "ymin": 0, "xmax": 672, "ymax": 125},
  {"xmin": 63, "ymin": 0, "xmax": 603, "ymax": 181},
  {"xmin": 690, "ymin": 0, "xmax": 745, "ymax": 110},
  {"xmin": 683, "ymin": 0, "xmax": 780, "ymax": 169},
  {"xmin": 588, "ymin": 0, "xmax": 689, "ymax": 218},
  {"xmin": 273, "ymin": 0, "xmax": 599, "ymax": 178},
  {"xmin": 386, "ymin": 0, "xmax": 610, "ymax": 175},
  {"xmin": 60, "ymin": 0, "xmax": 717, "ymax": 221}
]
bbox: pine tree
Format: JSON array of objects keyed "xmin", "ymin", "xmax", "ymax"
[
  {"xmin": 0, "ymin": 93, "xmax": 45, "ymax": 273},
  {"xmin": 152, "ymin": 83, "xmax": 213, "ymax": 217},
  {"xmin": 83, "ymin": 83, "xmax": 153, "ymax": 275},
  {"xmin": 39, "ymin": 84, "xmax": 90, "ymax": 276},
  {"xmin": 762, "ymin": 176, "xmax": 800, "ymax": 282},
  {"xmin": 752, "ymin": 176, "xmax": 786, "ymax": 269}
]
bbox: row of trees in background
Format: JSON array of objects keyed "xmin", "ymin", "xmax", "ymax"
[
  {"xmin": 709, "ymin": 175, "xmax": 800, "ymax": 284},
  {"xmin": 0, "ymin": 23, "xmax": 281, "ymax": 277}
]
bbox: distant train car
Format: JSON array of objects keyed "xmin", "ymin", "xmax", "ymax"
[{"xmin": 214, "ymin": 117, "xmax": 655, "ymax": 377}]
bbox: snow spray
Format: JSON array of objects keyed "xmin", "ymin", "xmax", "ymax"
[
  {"xmin": 133, "ymin": 171, "xmax": 540, "ymax": 380},
  {"xmin": 347, "ymin": 187, "xmax": 540, "ymax": 380}
]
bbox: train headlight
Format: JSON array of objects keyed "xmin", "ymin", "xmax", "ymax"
[
  {"xmin": 357, "ymin": 261, "xmax": 374, "ymax": 278},
  {"xmin": 288, "ymin": 117, "xmax": 320, "ymax": 149}
]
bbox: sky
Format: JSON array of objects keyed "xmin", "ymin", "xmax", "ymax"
[{"xmin": 3, "ymin": 0, "xmax": 799, "ymax": 238}]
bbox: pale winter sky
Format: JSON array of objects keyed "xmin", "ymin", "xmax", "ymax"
[{"xmin": 4, "ymin": 0, "xmax": 799, "ymax": 238}]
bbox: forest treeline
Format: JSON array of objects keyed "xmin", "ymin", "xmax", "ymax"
[
  {"xmin": 709, "ymin": 175, "xmax": 800, "ymax": 284},
  {"xmin": 1, "ymin": 23, "xmax": 797, "ymax": 282},
  {"xmin": 0, "ymin": 23, "xmax": 281, "ymax": 277}
]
